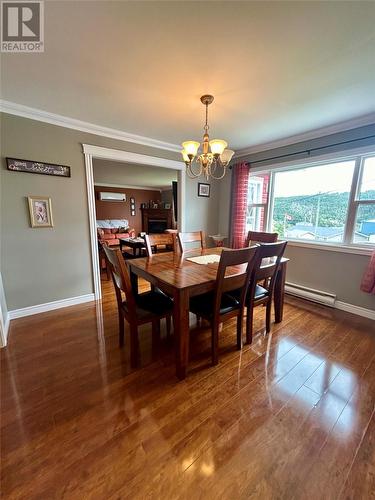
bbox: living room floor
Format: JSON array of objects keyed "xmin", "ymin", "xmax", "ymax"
[{"xmin": 1, "ymin": 277, "xmax": 374, "ymax": 499}]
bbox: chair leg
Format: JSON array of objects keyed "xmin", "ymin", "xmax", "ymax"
[
  {"xmin": 129, "ymin": 323, "xmax": 139, "ymax": 368},
  {"xmin": 166, "ymin": 315, "xmax": 171, "ymax": 338},
  {"xmin": 246, "ymin": 305, "xmax": 254, "ymax": 344},
  {"xmin": 212, "ymin": 322, "xmax": 219, "ymax": 366},
  {"xmin": 236, "ymin": 313, "xmax": 243, "ymax": 350},
  {"xmin": 119, "ymin": 313, "xmax": 125, "ymax": 347},
  {"xmin": 266, "ymin": 301, "xmax": 271, "ymax": 333}
]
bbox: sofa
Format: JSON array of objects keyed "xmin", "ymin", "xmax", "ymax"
[{"xmin": 97, "ymin": 219, "xmax": 135, "ymax": 247}]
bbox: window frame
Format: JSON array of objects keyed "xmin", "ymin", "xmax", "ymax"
[
  {"xmin": 249, "ymin": 147, "xmax": 375, "ymax": 255},
  {"xmin": 246, "ymin": 175, "xmax": 269, "ymax": 232}
]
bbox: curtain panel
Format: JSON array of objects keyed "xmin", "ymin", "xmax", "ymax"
[
  {"xmin": 360, "ymin": 250, "xmax": 375, "ymax": 295},
  {"xmin": 230, "ymin": 162, "xmax": 250, "ymax": 248}
]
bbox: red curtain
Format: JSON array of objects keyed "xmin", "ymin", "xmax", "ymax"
[
  {"xmin": 230, "ymin": 162, "xmax": 250, "ymax": 248},
  {"xmin": 360, "ymin": 250, "xmax": 375, "ymax": 295}
]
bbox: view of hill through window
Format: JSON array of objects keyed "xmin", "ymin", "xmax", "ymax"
[{"xmin": 247, "ymin": 157, "xmax": 375, "ymax": 244}]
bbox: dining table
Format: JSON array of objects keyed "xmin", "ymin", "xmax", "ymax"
[{"xmin": 128, "ymin": 247, "xmax": 289, "ymax": 380}]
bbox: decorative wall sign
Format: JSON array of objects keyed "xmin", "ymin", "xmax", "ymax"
[
  {"xmin": 198, "ymin": 182, "xmax": 210, "ymax": 197},
  {"xmin": 7, "ymin": 158, "xmax": 71, "ymax": 178},
  {"xmin": 27, "ymin": 196, "xmax": 54, "ymax": 228}
]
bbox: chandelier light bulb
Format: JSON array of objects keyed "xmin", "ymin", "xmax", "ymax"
[
  {"xmin": 181, "ymin": 149, "xmax": 190, "ymax": 163},
  {"xmin": 220, "ymin": 149, "xmax": 235, "ymax": 166},
  {"xmin": 209, "ymin": 139, "xmax": 227, "ymax": 156},
  {"xmin": 182, "ymin": 141, "xmax": 200, "ymax": 157}
]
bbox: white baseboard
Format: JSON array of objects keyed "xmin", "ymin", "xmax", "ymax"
[
  {"xmin": 335, "ymin": 301, "xmax": 375, "ymax": 321},
  {"xmin": 286, "ymin": 289, "xmax": 375, "ymax": 321},
  {"xmin": 8, "ymin": 293, "xmax": 95, "ymax": 320}
]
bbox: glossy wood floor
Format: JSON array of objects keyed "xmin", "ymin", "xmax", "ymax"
[{"xmin": 1, "ymin": 274, "xmax": 375, "ymax": 499}]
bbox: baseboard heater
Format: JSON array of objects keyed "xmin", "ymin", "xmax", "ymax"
[{"xmin": 285, "ymin": 282, "xmax": 337, "ymax": 307}]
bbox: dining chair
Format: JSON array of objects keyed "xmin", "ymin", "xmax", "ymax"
[
  {"xmin": 144, "ymin": 233, "xmax": 176, "ymax": 256},
  {"xmin": 245, "ymin": 230, "xmax": 278, "ymax": 246},
  {"xmin": 230, "ymin": 241, "xmax": 287, "ymax": 344},
  {"xmin": 177, "ymin": 231, "xmax": 206, "ymax": 253},
  {"xmin": 189, "ymin": 246, "xmax": 259, "ymax": 365},
  {"xmin": 103, "ymin": 245, "xmax": 173, "ymax": 367}
]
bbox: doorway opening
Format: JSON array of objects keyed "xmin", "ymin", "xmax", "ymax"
[{"xmin": 83, "ymin": 144, "xmax": 185, "ymax": 301}]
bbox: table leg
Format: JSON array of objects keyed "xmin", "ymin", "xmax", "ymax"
[
  {"xmin": 173, "ymin": 288, "xmax": 190, "ymax": 380},
  {"xmin": 274, "ymin": 262, "xmax": 287, "ymax": 323}
]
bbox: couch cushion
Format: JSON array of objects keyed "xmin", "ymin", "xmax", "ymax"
[
  {"xmin": 101, "ymin": 234, "xmax": 115, "ymax": 240},
  {"xmin": 106, "ymin": 239, "xmax": 120, "ymax": 246}
]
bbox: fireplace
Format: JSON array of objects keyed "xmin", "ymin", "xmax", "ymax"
[
  {"xmin": 141, "ymin": 208, "xmax": 173, "ymax": 233},
  {"xmin": 148, "ymin": 219, "xmax": 168, "ymax": 234}
]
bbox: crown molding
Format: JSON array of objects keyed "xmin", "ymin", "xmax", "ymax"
[
  {"xmin": 94, "ymin": 182, "xmax": 163, "ymax": 192},
  {"xmin": 235, "ymin": 113, "xmax": 375, "ymax": 158},
  {"xmin": 0, "ymin": 99, "xmax": 181, "ymax": 153}
]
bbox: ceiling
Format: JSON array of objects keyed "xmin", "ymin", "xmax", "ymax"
[
  {"xmin": 93, "ymin": 159, "xmax": 177, "ymax": 190},
  {"xmin": 2, "ymin": 1, "xmax": 375, "ymax": 151}
]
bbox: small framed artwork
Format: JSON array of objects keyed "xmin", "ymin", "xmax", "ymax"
[
  {"xmin": 27, "ymin": 196, "xmax": 54, "ymax": 228},
  {"xmin": 198, "ymin": 183, "xmax": 210, "ymax": 197},
  {"xmin": 164, "ymin": 203, "xmax": 171, "ymax": 209},
  {"xmin": 131, "ymin": 209, "xmax": 136, "ymax": 216}
]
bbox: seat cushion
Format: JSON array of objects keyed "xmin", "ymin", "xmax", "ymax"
[
  {"xmin": 135, "ymin": 290, "xmax": 173, "ymax": 315},
  {"xmin": 229, "ymin": 284, "xmax": 269, "ymax": 301},
  {"xmin": 189, "ymin": 292, "xmax": 239, "ymax": 318},
  {"xmin": 254, "ymin": 284, "xmax": 268, "ymax": 299}
]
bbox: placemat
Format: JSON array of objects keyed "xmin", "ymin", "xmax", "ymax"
[{"xmin": 186, "ymin": 254, "xmax": 221, "ymax": 265}]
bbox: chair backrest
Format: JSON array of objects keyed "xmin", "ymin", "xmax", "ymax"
[
  {"xmin": 177, "ymin": 231, "xmax": 206, "ymax": 253},
  {"xmin": 213, "ymin": 246, "xmax": 259, "ymax": 318},
  {"xmin": 250, "ymin": 241, "xmax": 287, "ymax": 300},
  {"xmin": 102, "ymin": 245, "xmax": 137, "ymax": 315},
  {"xmin": 144, "ymin": 233, "xmax": 176, "ymax": 257},
  {"xmin": 246, "ymin": 230, "xmax": 278, "ymax": 247}
]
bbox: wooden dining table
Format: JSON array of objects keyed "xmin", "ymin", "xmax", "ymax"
[{"xmin": 128, "ymin": 247, "xmax": 289, "ymax": 380}]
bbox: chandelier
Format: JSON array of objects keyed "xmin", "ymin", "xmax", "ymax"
[{"xmin": 181, "ymin": 95, "xmax": 234, "ymax": 180}]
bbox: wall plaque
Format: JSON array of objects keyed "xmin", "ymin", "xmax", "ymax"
[{"xmin": 6, "ymin": 158, "xmax": 71, "ymax": 178}]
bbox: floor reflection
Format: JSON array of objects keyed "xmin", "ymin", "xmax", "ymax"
[{"xmin": 271, "ymin": 338, "xmax": 358, "ymax": 437}]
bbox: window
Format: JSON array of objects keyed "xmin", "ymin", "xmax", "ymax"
[
  {"xmin": 272, "ymin": 160, "xmax": 355, "ymax": 243},
  {"xmin": 248, "ymin": 152, "xmax": 375, "ymax": 248},
  {"xmin": 353, "ymin": 156, "xmax": 375, "ymax": 244},
  {"xmin": 246, "ymin": 173, "xmax": 269, "ymax": 231}
]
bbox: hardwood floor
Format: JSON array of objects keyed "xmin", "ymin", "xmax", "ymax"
[{"xmin": 1, "ymin": 275, "xmax": 374, "ymax": 499}]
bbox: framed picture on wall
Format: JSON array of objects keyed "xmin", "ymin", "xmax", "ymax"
[
  {"xmin": 198, "ymin": 183, "xmax": 210, "ymax": 197},
  {"xmin": 27, "ymin": 196, "xmax": 54, "ymax": 228},
  {"xmin": 131, "ymin": 209, "xmax": 135, "ymax": 216}
]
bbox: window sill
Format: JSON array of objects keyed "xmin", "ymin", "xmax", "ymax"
[{"xmin": 286, "ymin": 239, "xmax": 374, "ymax": 256}]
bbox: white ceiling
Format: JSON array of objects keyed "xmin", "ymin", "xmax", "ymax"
[
  {"xmin": 93, "ymin": 159, "xmax": 177, "ymax": 190},
  {"xmin": 2, "ymin": 1, "xmax": 375, "ymax": 151}
]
